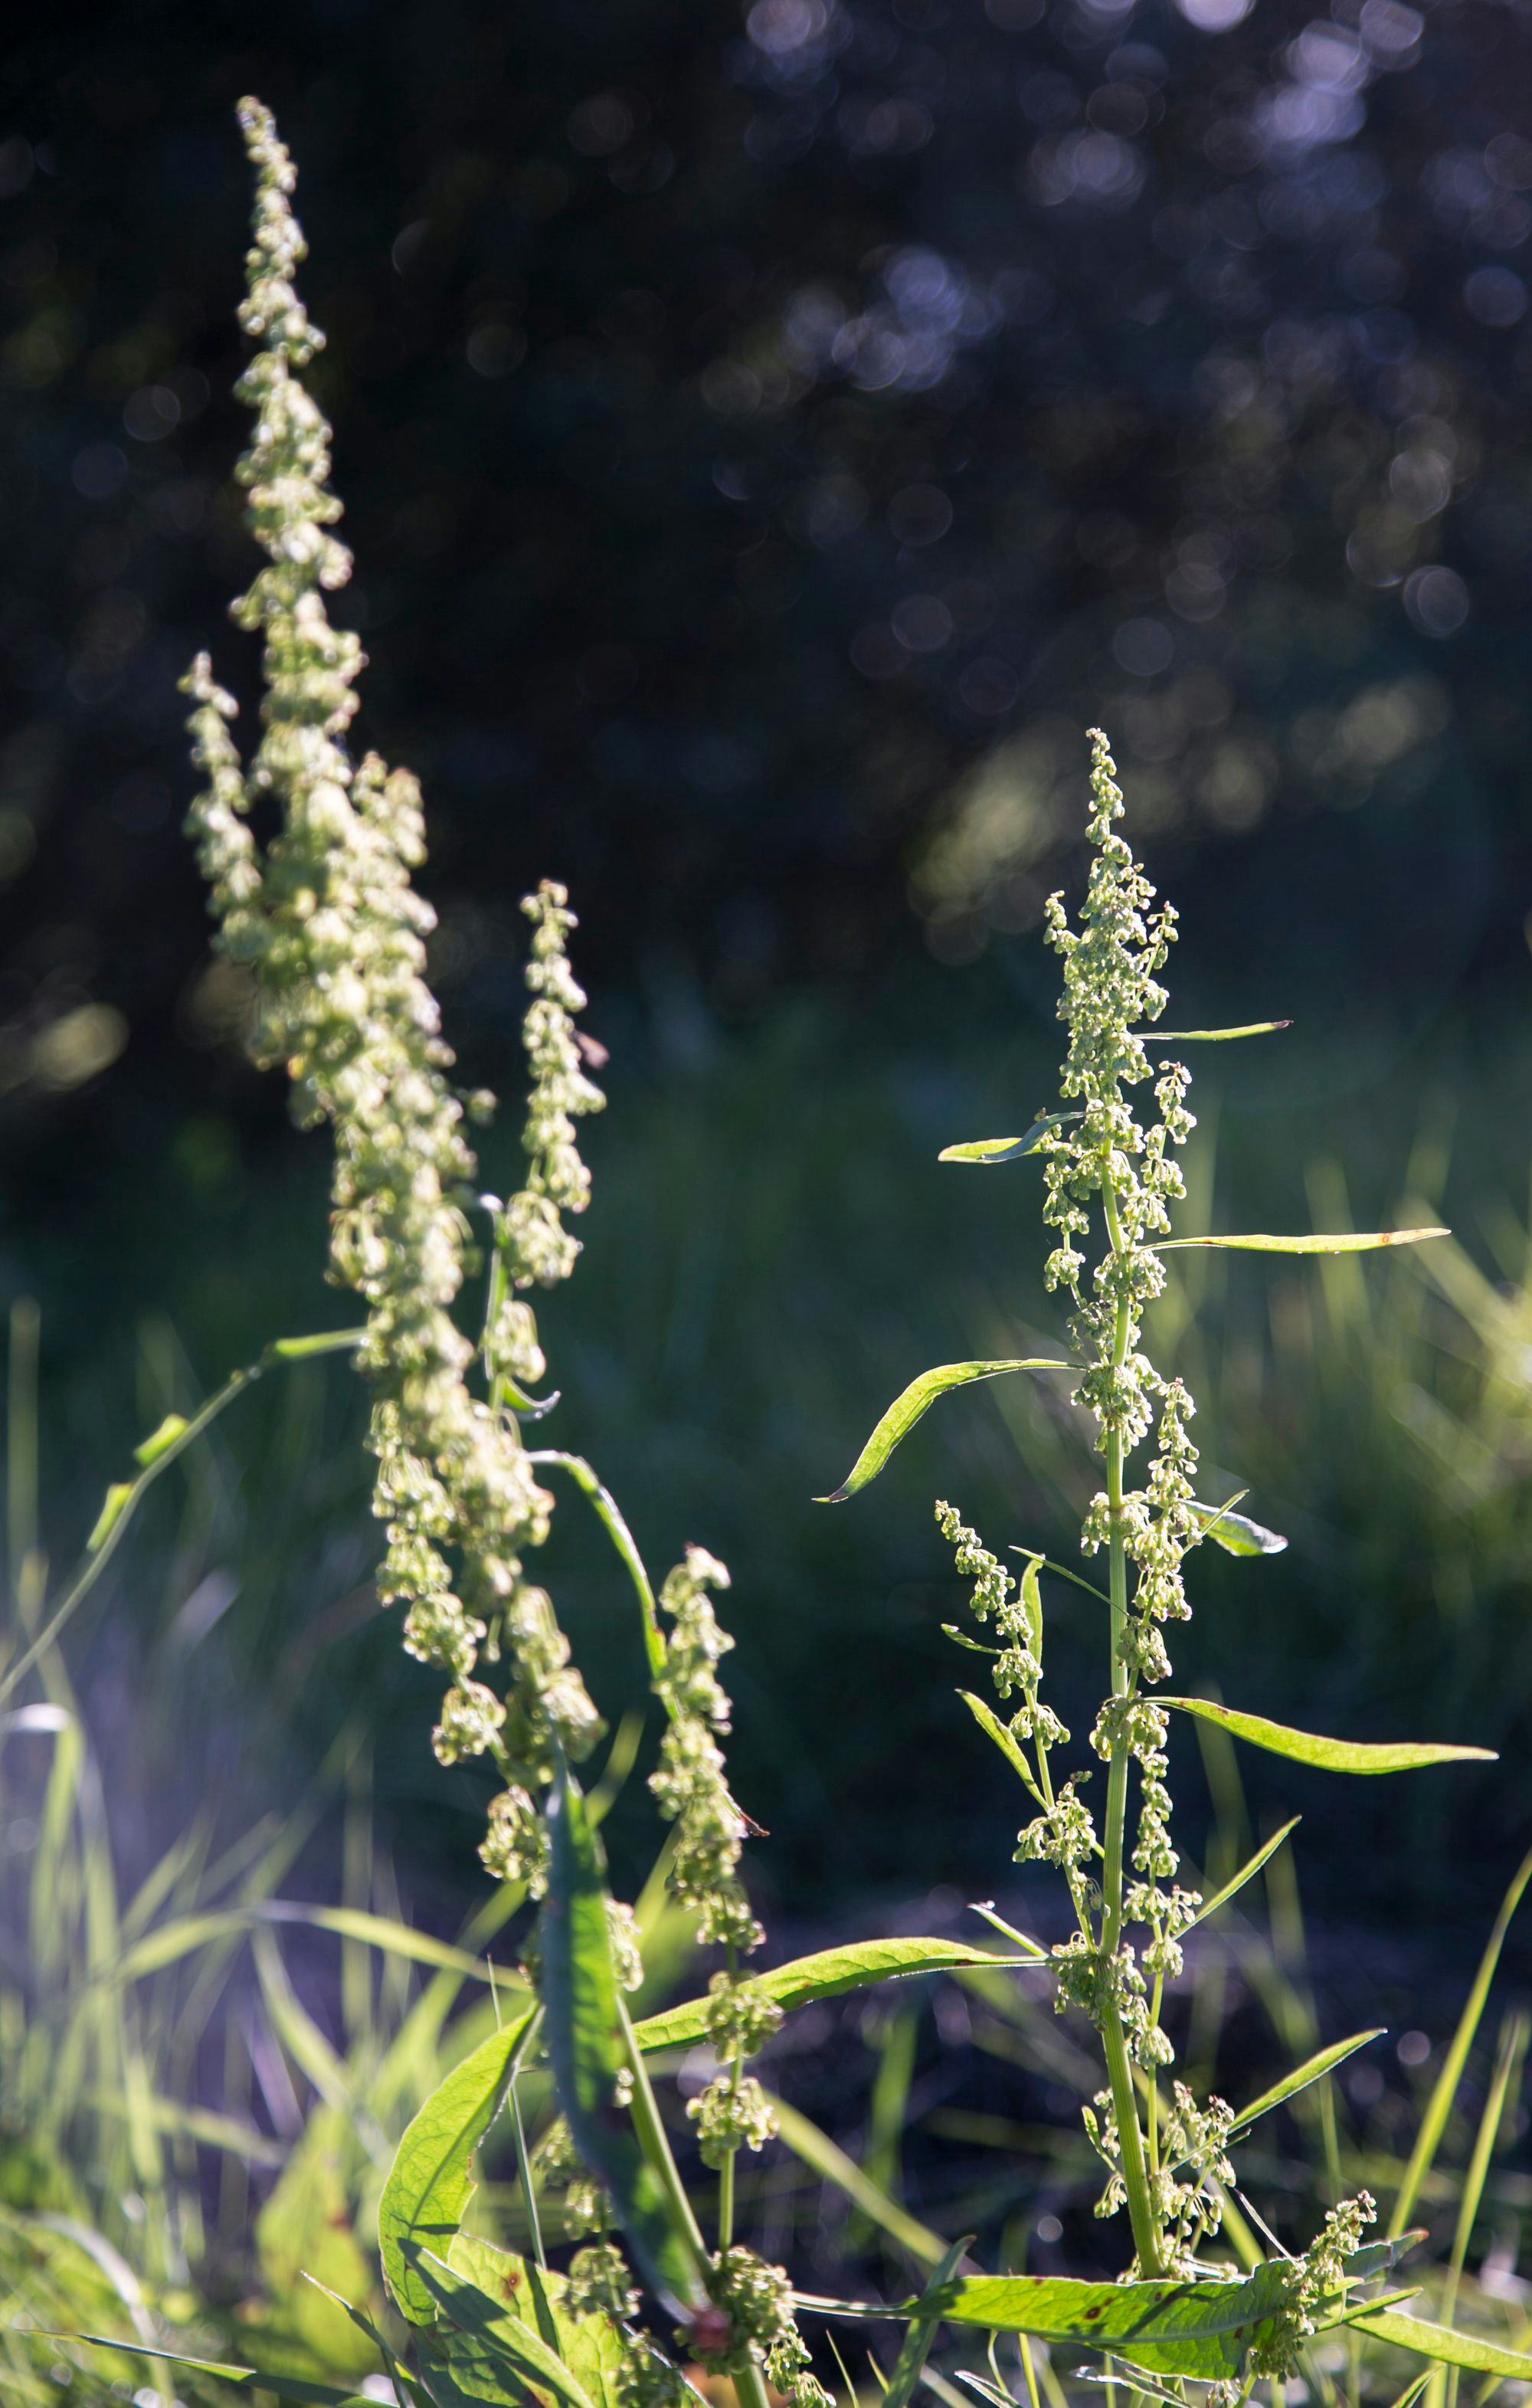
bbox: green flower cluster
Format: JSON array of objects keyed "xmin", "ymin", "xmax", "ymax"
[
  {"xmin": 183, "ymin": 98, "xmax": 602, "ymax": 1899},
  {"xmin": 648, "ymin": 1549, "xmax": 785, "ymax": 2176}
]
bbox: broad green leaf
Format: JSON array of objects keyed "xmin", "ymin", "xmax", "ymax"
[
  {"xmin": 379, "ymin": 2010, "xmax": 535, "ymax": 2325},
  {"xmin": 958, "ymin": 1692, "xmax": 1043, "ymax": 1804},
  {"xmin": 1347, "ymin": 2309, "xmax": 1532, "ymax": 2380},
  {"xmin": 47, "ymin": 2334, "xmax": 393, "ymax": 2404},
  {"xmin": 1190, "ymin": 1817, "xmax": 1300, "ymax": 1928},
  {"xmin": 1156, "ymin": 1229, "xmax": 1449, "ymax": 1256},
  {"xmin": 1229, "ymin": 2030, "xmax": 1385, "ymax": 2132},
  {"xmin": 543, "ymin": 1768, "xmax": 705, "ymax": 2315},
  {"xmin": 634, "ymin": 1935, "xmax": 1033, "ymax": 2053},
  {"xmin": 883, "ymin": 2239, "xmax": 973, "ymax": 2408},
  {"xmin": 938, "ymin": 1113, "xmax": 1082, "ymax": 1165},
  {"xmin": 1189, "ymin": 1500, "xmax": 1288, "ymax": 1558},
  {"xmin": 817, "ymin": 1360, "xmax": 1068, "ymax": 1503},
  {"xmin": 407, "ymin": 2245, "xmax": 596, "ymax": 2408},
  {"xmin": 912, "ymin": 2265, "xmax": 1297, "ymax": 2380},
  {"xmin": 1144, "ymin": 1024, "xmax": 1291, "ymax": 1043},
  {"xmin": 1161, "ymin": 1696, "xmax": 1495, "ymax": 1776},
  {"xmin": 1390, "ymin": 1840, "xmax": 1532, "ymax": 2236},
  {"xmin": 447, "ymin": 2238, "xmax": 628, "ymax": 2408}
]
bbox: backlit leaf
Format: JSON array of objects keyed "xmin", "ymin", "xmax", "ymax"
[
  {"xmin": 1347, "ymin": 2309, "xmax": 1532, "ymax": 2380},
  {"xmin": 1156, "ymin": 1230, "xmax": 1448, "ymax": 1255},
  {"xmin": 1161, "ymin": 1696, "xmax": 1494, "ymax": 1775},
  {"xmin": 1189, "ymin": 1501, "xmax": 1287, "ymax": 1558},
  {"xmin": 634, "ymin": 1935, "xmax": 1036, "ymax": 2053},
  {"xmin": 379, "ymin": 2011, "xmax": 535, "ymax": 2325},
  {"xmin": 1229, "ymin": 2030, "xmax": 1385, "ymax": 2131},
  {"xmin": 1144, "ymin": 1024, "xmax": 1291, "ymax": 1043},
  {"xmin": 817, "ymin": 1360, "xmax": 1068, "ymax": 1503},
  {"xmin": 938, "ymin": 1113, "xmax": 1082, "ymax": 1165},
  {"xmin": 906, "ymin": 2265, "xmax": 1298, "ymax": 2380}
]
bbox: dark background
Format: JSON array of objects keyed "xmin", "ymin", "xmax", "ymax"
[{"xmin": 4, "ymin": 0, "xmax": 1532, "ymax": 1944}]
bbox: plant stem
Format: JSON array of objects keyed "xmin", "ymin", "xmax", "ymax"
[{"xmin": 1098, "ymin": 1168, "xmax": 1164, "ymax": 2277}]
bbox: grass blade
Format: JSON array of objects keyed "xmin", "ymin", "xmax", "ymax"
[
  {"xmin": 1389, "ymin": 1841, "xmax": 1532, "ymax": 2237},
  {"xmin": 764, "ymin": 2092, "xmax": 947, "ymax": 2265}
]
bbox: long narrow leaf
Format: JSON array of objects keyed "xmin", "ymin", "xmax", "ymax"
[
  {"xmin": 1229, "ymin": 2030, "xmax": 1385, "ymax": 2132},
  {"xmin": 1390, "ymin": 1841, "xmax": 1532, "ymax": 2237},
  {"xmin": 1162, "ymin": 1697, "xmax": 1494, "ymax": 1776},
  {"xmin": 1347, "ymin": 2311, "xmax": 1532, "ymax": 2380},
  {"xmin": 1144, "ymin": 1024, "xmax": 1291, "ymax": 1043},
  {"xmin": 959, "ymin": 1692, "xmax": 1044, "ymax": 1802},
  {"xmin": 634, "ymin": 1936, "xmax": 1033, "ymax": 2053},
  {"xmin": 47, "ymin": 2335, "xmax": 391, "ymax": 2404},
  {"xmin": 1156, "ymin": 1230, "xmax": 1448, "ymax": 1256},
  {"xmin": 1191, "ymin": 1819, "xmax": 1301, "ymax": 1928},
  {"xmin": 938, "ymin": 1114, "xmax": 1082, "ymax": 1165},
  {"xmin": 817, "ymin": 1361, "xmax": 1068, "ymax": 1504}
]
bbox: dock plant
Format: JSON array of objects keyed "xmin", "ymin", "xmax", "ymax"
[{"xmin": 40, "ymin": 97, "xmax": 1532, "ymax": 2408}]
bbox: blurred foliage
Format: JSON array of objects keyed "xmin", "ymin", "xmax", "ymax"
[{"xmin": 1, "ymin": 0, "xmax": 1530, "ymax": 1153}]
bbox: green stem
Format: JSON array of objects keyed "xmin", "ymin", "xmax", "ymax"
[
  {"xmin": 1098, "ymin": 1168, "xmax": 1164, "ymax": 2277},
  {"xmin": 617, "ymin": 1996, "xmax": 711, "ymax": 2275}
]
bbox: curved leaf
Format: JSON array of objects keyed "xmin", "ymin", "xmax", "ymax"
[
  {"xmin": 634, "ymin": 1935, "xmax": 1036, "ymax": 2053},
  {"xmin": 379, "ymin": 2010, "xmax": 535, "ymax": 2325},
  {"xmin": 817, "ymin": 1360, "xmax": 1069, "ymax": 1503},
  {"xmin": 1156, "ymin": 1230, "xmax": 1448, "ymax": 1255},
  {"xmin": 1190, "ymin": 1817, "xmax": 1300, "ymax": 1928},
  {"xmin": 1144, "ymin": 1024, "xmax": 1291, "ymax": 1043},
  {"xmin": 543, "ymin": 1767, "xmax": 705, "ymax": 2316},
  {"xmin": 958, "ymin": 1692, "xmax": 1043, "ymax": 1804},
  {"xmin": 938, "ymin": 1113, "xmax": 1082, "ymax": 1165},
  {"xmin": 912, "ymin": 2265, "xmax": 1297, "ymax": 2380},
  {"xmin": 1189, "ymin": 1500, "xmax": 1287, "ymax": 1558},
  {"xmin": 1162, "ymin": 1696, "xmax": 1495, "ymax": 1775},
  {"xmin": 1229, "ymin": 2030, "xmax": 1385, "ymax": 2132},
  {"xmin": 1347, "ymin": 2309, "xmax": 1532, "ymax": 2380}
]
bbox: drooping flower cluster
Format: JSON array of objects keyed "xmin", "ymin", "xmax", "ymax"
[{"xmin": 183, "ymin": 99, "xmax": 602, "ymax": 1897}]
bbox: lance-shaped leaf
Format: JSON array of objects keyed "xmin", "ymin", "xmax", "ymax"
[
  {"xmin": 1345, "ymin": 2309, "xmax": 1532, "ymax": 2380},
  {"xmin": 1161, "ymin": 1696, "xmax": 1494, "ymax": 1776},
  {"xmin": 903, "ymin": 2265, "xmax": 1298, "ymax": 2380},
  {"xmin": 817, "ymin": 1360, "xmax": 1068, "ymax": 1504},
  {"xmin": 633, "ymin": 1935, "xmax": 1036, "ymax": 2053},
  {"xmin": 958, "ymin": 1692, "xmax": 1043, "ymax": 1804},
  {"xmin": 938, "ymin": 1113, "xmax": 1082, "ymax": 1165},
  {"xmin": 1189, "ymin": 1501, "xmax": 1287, "ymax": 1558},
  {"xmin": 1190, "ymin": 1817, "xmax": 1300, "ymax": 1928},
  {"xmin": 1143, "ymin": 1024, "xmax": 1291, "ymax": 1043},
  {"xmin": 407, "ymin": 2244, "xmax": 597, "ymax": 2408},
  {"xmin": 543, "ymin": 1768, "xmax": 705, "ymax": 2316},
  {"xmin": 1229, "ymin": 2030, "xmax": 1385, "ymax": 2132},
  {"xmin": 1156, "ymin": 1230, "xmax": 1449, "ymax": 1256},
  {"xmin": 379, "ymin": 2008, "xmax": 536, "ymax": 2325}
]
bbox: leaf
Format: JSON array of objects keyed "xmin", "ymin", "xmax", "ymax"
[
  {"xmin": 133, "ymin": 1412, "xmax": 188, "ymax": 1466},
  {"xmin": 86, "ymin": 1482, "xmax": 133, "ymax": 1551},
  {"xmin": 1189, "ymin": 1500, "xmax": 1288, "ymax": 1558},
  {"xmin": 912, "ymin": 2266, "xmax": 1298, "ymax": 2380},
  {"xmin": 1190, "ymin": 1817, "xmax": 1300, "ymax": 1928},
  {"xmin": 1229, "ymin": 2030, "xmax": 1385, "ymax": 2132},
  {"xmin": 1347, "ymin": 2309, "xmax": 1532, "ymax": 2380},
  {"xmin": 447, "ymin": 2238, "xmax": 628, "ymax": 2408},
  {"xmin": 407, "ymin": 2245, "xmax": 596, "ymax": 2408},
  {"xmin": 379, "ymin": 2010, "xmax": 536, "ymax": 2325},
  {"xmin": 938, "ymin": 1114, "xmax": 1082, "ymax": 1165},
  {"xmin": 543, "ymin": 1766, "xmax": 705, "ymax": 2315},
  {"xmin": 882, "ymin": 2239, "xmax": 973, "ymax": 2408},
  {"xmin": 958, "ymin": 1692, "xmax": 1043, "ymax": 1804},
  {"xmin": 967, "ymin": 1902, "xmax": 1047, "ymax": 1959},
  {"xmin": 634, "ymin": 1935, "xmax": 1035, "ymax": 2053},
  {"xmin": 1156, "ymin": 1230, "xmax": 1449, "ymax": 1255},
  {"xmin": 817, "ymin": 1360, "xmax": 1068, "ymax": 1503},
  {"xmin": 47, "ymin": 2335, "xmax": 394, "ymax": 2404},
  {"xmin": 1144, "ymin": 1024, "xmax": 1291, "ymax": 1043},
  {"xmin": 1161, "ymin": 1696, "xmax": 1495, "ymax": 1775}
]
